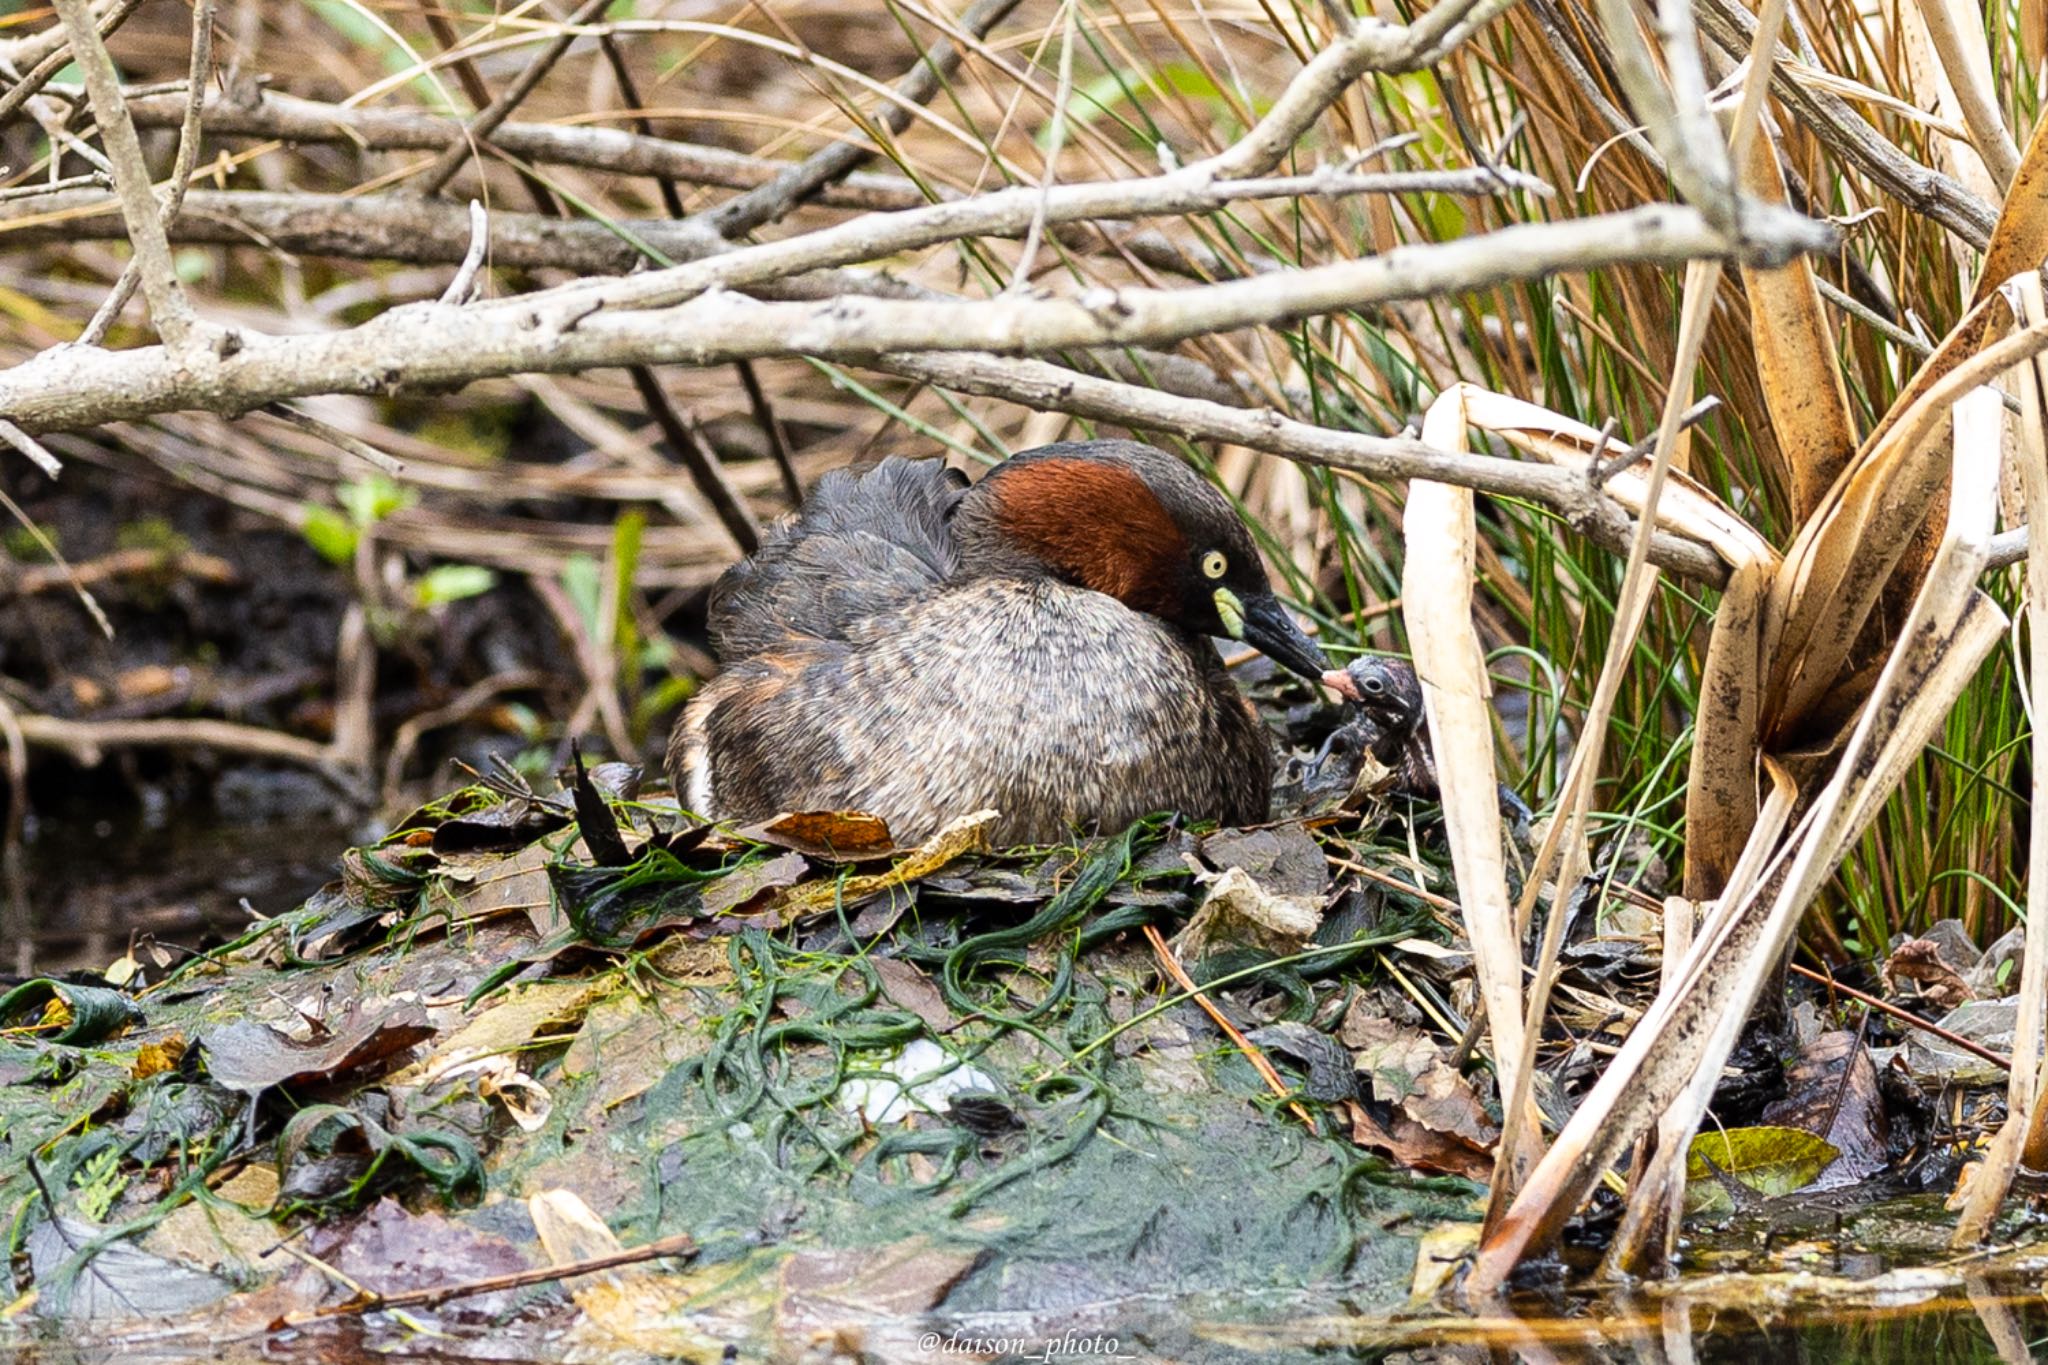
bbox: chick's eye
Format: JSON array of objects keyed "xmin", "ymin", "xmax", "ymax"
[
  {"xmin": 1362, "ymin": 676, "xmax": 1387, "ymax": 696},
  {"xmin": 1201, "ymin": 550, "xmax": 1228, "ymax": 579}
]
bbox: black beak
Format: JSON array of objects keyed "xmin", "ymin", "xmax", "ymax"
[{"xmin": 1242, "ymin": 594, "xmax": 1329, "ymax": 683}]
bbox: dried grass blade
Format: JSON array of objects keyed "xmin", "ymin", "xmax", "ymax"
[
  {"xmin": 1735, "ymin": 128, "xmax": 1856, "ymax": 523},
  {"xmin": 1958, "ymin": 275, "xmax": 2048, "ymax": 1232},
  {"xmin": 1970, "ymin": 108, "xmax": 2048, "ymax": 311},
  {"xmin": 1765, "ymin": 314, "xmax": 2048, "ymax": 736},
  {"xmin": 1909, "ymin": 0, "xmax": 2020, "ymax": 193},
  {"xmin": 1471, "ymin": 387, "xmax": 2009, "ymax": 1293},
  {"xmin": 1402, "ymin": 389, "xmax": 1539, "ymax": 1197},
  {"xmin": 1681, "ymin": 557, "xmax": 1768, "ymax": 901},
  {"xmin": 1452, "ymin": 386, "xmax": 1777, "ymax": 569}
]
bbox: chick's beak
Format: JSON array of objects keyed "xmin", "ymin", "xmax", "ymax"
[{"xmin": 1239, "ymin": 593, "xmax": 1329, "ymax": 683}]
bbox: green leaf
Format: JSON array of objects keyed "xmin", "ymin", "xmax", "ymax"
[
  {"xmin": 412, "ymin": 563, "xmax": 498, "ymax": 607},
  {"xmin": 1683, "ymin": 1125, "xmax": 1839, "ymax": 1213},
  {"xmin": 0, "ymin": 978, "xmax": 142, "ymax": 1045},
  {"xmin": 561, "ymin": 553, "xmax": 602, "ymax": 635},
  {"xmin": 301, "ymin": 505, "xmax": 357, "ymax": 565},
  {"xmin": 338, "ymin": 474, "xmax": 413, "ymax": 529}
]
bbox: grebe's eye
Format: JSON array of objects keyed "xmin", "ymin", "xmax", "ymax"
[
  {"xmin": 1362, "ymin": 675, "xmax": 1387, "ymax": 697},
  {"xmin": 1201, "ymin": 550, "xmax": 1228, "ymax": 579}
]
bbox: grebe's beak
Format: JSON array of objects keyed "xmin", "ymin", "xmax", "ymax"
[{"xmin": 1231, "ymin": 591, "xmax": 1329, "ymax": 683}]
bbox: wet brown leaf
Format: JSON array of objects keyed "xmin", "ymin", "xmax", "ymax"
[
  {"xmin": 201, "ymin": 1002, "xmax": 433, "ymax": 1094},
  {"xmin": 869, "ymin": 957, "xmax": 957, "ymax": 1034},
  {"xmin": 765, "ymin": 810, "xmax": 995, "ymax": 918},
  {"xmin": 739, "ymin": 809, "xmax": 896, "ymax": 860},
  {"xmin": 773, "ymin": 1239, "xmax": 979, "ymax": 1347},
  {"xmin": 325, "ymin": 1198, "xmax": 533, "ymax": 1322},
  {"xmin": 1884, "ymin": 938, "xmax": 1975, "ymax": 1008},
  {"xmin": 1346, "ymin": 1100, "xmax": 1493, "ymax": 1182},
  {"xmin": 1762, "ymin": 1030, "xmax": 1889, "ymax": 1182},
  {"xmin": 702, "ymin": 850, "xmax": 810, "ymax": 915}
]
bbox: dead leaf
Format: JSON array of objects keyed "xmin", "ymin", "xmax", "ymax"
[
  {"xmin": 1884, "ymin": 938, "xmax": 1975, "ymax": 1007},
  {"xmin": 765, "ymin": 810, "xmax": 995, "ymax": 919},
  {"xmin": 1408, "ymin": 1220, "xmax": 1482, "ymax": 1301},
  {"xmin": 1683, "ymin": 1125, "xmax": 1841, "ymax": 1213},
  {"xmin": 1762, "ymin": 1030, "xmax": 1888, "ymax": 1182},
  {"xmin": 702, "ymin": 851, "xmax": 809, "ymax": 914},
  {"xmin": 739, "ymin": 810, "xmax": 896, "ymax": 860},
  {"xmin": 773, "ymin": 1239, "xmax": 979, "ymax": 1352},
  {"xmin": 388, "ymin": 978, "xmax": 604, "ymax": 1089},
  {"xmin": 1199, "ymin": 825, "xmax": 1329, "ymax": 900},
  {"xmin": 869, "ymin": 957, "xmax": 957, "ymax": 1034},
  {"xmin": 446, "ymin": 843, "xmax": 556, "ymax": 926},
  {"xmin": 325, "ymin": 1198, "xmax": 532, "ymax": 1322},
  {"xmin": 1345, "ymin": 1007, "xmax": 1500, "ymax": 1157},
  {"xmin": 201, "ymin": 1002, "xmax": 433, "ymax": 1094},
  {"xmin": 1174, "ymin": 864, "xmax": 1320, "ymax": 960},
  {"xmin": 1347, "ymin": 1100, "xmax": 1493, "ymax": 1182}
]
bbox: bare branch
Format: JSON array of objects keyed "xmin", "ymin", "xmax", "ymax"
[
  {"xmin": 122, "ymin": 88, "xmax": 932, "ymax": 213},
  {"xmin": 1197, "ymin": 0, "xmax": 1520, "ymax": 180},
  {"xmin": 1695, "ymin": 0, "xmax": 1997, "ymax": 247},
  {"xmin": 439, "ymin": 200, "xmax": 491, "ymax": 306},
  {"xmin": 0, "ymin": 163, "xmax": 1550, "ymax": 280},
  {"xmin": 1590, "ymin": 0, "xmax": 1734, "ymax": 228},
  {"xmin": 0, "ymin": 202, "xmax": 1831, "ymax": 439},
  {"xmin": 77, "ymin": 0, "xmax": 214, "ymax": 347},
  {"xmin": 48, "ymin": 0, "xmax": 200, "ymax": 352},
  {"xmin": 0, "ymin": 0, "xmax": 147, "ymax": 127},
  {"xmin": 0, "ymin": 419, "xmax": 61, "ymax": 478}
]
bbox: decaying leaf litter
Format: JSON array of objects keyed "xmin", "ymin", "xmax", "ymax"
[{"xmin": 6, "ymin": 700, "xmax": 2048, "ymax": 1360}]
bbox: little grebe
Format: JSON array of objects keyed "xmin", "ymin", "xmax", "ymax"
[{"xmin": 667, "ymin": 439, "xmax": 1332, "ymax": 845}]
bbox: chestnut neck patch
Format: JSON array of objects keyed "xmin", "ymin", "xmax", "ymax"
[{"xmin": 988, "ymin": 459, "xmax": 1186, "ymax": 615}]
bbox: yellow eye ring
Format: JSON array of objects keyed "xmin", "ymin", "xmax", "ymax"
[{"xmin": 1201, "ymin": 550, "xmax": 1228, "ymax": 579}]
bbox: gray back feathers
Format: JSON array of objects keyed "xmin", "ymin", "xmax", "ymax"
[{"xmin": 707, "ymin": 457, "xmax": 969, "ymax": 659}]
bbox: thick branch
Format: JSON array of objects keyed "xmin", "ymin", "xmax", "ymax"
[
  {"xmin": 870, "ymin": 350, "xmax": 1731, "ymax": 584},
  {"xmin": 1197, "ymin": 0, "xmax": 1521, "ymax": 179},
  {"xmin": 0, "ymin": 161, "xmax": 1548, "ymax": 280},
  {"xmin": 1, "ymin": 202, "xmax": 1828, "ymax": 449}
]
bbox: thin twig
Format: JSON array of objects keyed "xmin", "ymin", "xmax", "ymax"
[
  {"xmin": 303, "ymin": 1234, "xmax": 696, "ymax": 1321},
  {"xmin": 438, "ymin": 200, "xmax": 490, "ymax": 306},
  {"xmin": 78, "ymin": 0, "xmax": 214, "ymax": 348},
  {"xmin": 413, "ymin": 0, "xmax": 615, "ymax": 199},
  {"xmin": 421, "ymin": 5, "xmax": 560, "ymax": 214},
  {"xmin": 1788, "ymin": 963, "xmax": 2009, "ymax": 1071},
  {"xmin": 122, "ymin": 88, "xmax": 929, "ymax": 211},
  {"xmin": 1007, "ymin": 0, "xmax": 1077, "ymax": 293},
  {"xmin": 258, "ymin": 403, "xmax": 405, "ymax": 476},
  {"xmin": 625, "ymin": 367, "xmax": 762, "ymax": 553},
  {"xmin": 0, "ymin": 0, "xmax": 148, "ymax": 126},
  {"xmin": 0, "ymin": 170, "xmax": 106, "ymax": 202},
  {"xmin": 1142, "ymin": 924, "xmax": 1315, "ymax": 1129},
  {"xmin": 733, "ymin": 359, "xmax": 802, "ymax": 507},
  {"xmin": 0, "ymin": 420, "xmax": 61, "ymax": 478}
]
